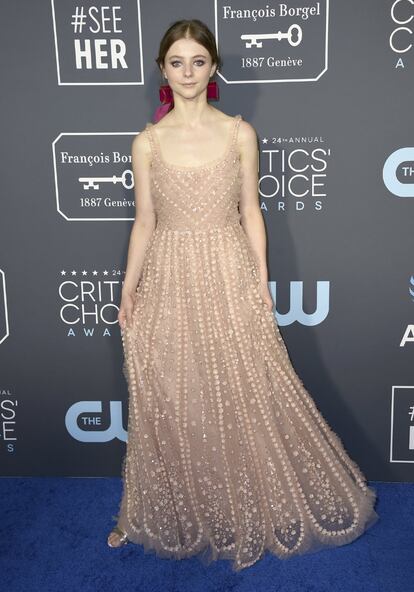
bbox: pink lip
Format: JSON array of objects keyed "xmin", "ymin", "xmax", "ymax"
[{"xmin": 183, "ymin": 83, "xmax": 196, "ymax": 86}]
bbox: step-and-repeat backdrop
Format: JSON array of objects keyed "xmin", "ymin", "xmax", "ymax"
[{"xmin": 1, "ymin": 0, "xmax": 413, "ymax": 479}]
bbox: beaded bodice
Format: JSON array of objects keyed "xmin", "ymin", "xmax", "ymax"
[{"xmin": 144, "ymin": 114, "xmax": 243, "ymax": 231}]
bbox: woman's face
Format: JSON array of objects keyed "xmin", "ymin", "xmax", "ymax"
[{"xmin": 162, "ymin": 37, "xmax": 216, "ymax": 100}]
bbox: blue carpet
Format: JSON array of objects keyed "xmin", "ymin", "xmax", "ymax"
[{"xmin": 1, "ymin": 479, "xmax": 413, "ymax": 591}]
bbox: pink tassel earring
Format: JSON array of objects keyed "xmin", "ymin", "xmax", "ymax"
[{"xmin": 152, "ymin": 80, "xmax": 220, "ymax": 123}]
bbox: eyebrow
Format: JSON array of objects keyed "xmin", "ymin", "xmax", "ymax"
[{"xmin": 168, "ymin": 54, "xmax": 207, "ymax": 59}]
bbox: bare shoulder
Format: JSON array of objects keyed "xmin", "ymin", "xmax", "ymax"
[
  {"xmin": 131, "ymin": 125, "xmax": 152, "ymax": 162},
  {"xmin": 238, "ymin": 117, "xmax": 258, "ymax": 144},
  {"xmin": 236, "ymin": 118, "xmax": 258, "ymax": 164}
]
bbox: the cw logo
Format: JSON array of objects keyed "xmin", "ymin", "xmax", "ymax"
[
  {"xmin": 65, "ymin": 401, "xmax": 127, "ymax": 442},
  {"xmin": 271, "ymin": 280, "xmax": 330, "ymax": 326},
  {"xmin": 383, "ymin": 147, "xmax": 414, "ymax": 197}
]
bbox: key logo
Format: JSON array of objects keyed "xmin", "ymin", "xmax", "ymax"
[
  {"xmin": 215, "ymin": 0, "xmax": 329, "ymax": 83},
  {"xmin": 241, "ymin": 23, "xmax": 302, "ymax": 48},
  {"xmin": 52, "ymin": 132, "xmax": 137, "ymax": 220}
]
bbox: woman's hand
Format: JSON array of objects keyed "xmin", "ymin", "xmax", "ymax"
[
  {"xmin": 118, "ymin": 291, "xmax": 136, "ymax": 331},
  {"xmin": 259, "ymin": 281, "xmax": 273, "ymax": 312}
]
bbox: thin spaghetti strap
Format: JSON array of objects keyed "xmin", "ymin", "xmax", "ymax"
[
  {"xmin": 144, "ymin": 122, "xmax": 158, "ymax": 157},
  {"xmin": 232, "ymin": 114, "xmax": 242, "ymax": 145}
]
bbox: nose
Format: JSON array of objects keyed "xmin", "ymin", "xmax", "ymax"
[{"xmin": 183, "ymin": 63, "xmax": 193, "ymax": 78}]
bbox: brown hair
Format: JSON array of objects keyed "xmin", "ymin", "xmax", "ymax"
[{"xmin": 155, "ymin": 19, "xmax": 222, "ymax": 80}]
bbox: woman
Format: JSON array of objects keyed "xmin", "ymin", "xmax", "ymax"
[{"xmin": 107, "ymin": 19, "xmax": 379, "ymax": 571}]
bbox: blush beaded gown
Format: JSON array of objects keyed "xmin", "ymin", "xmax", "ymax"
[{"xmin": 114, "ymin": 114, "xmax": 379, "ymax": 571}]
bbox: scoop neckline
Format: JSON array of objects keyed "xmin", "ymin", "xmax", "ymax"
[{"xmin": 146, "ymin": 114, "xmax": 242, "ymax": 171}]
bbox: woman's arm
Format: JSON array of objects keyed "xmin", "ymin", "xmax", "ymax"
[
  {"xmin": 121, "ymin": 130, "xmax": 157, "ymax": 297},
  {"xmin": 238, "ymin": 120, "xmax": 268, "ymax": 285}
]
